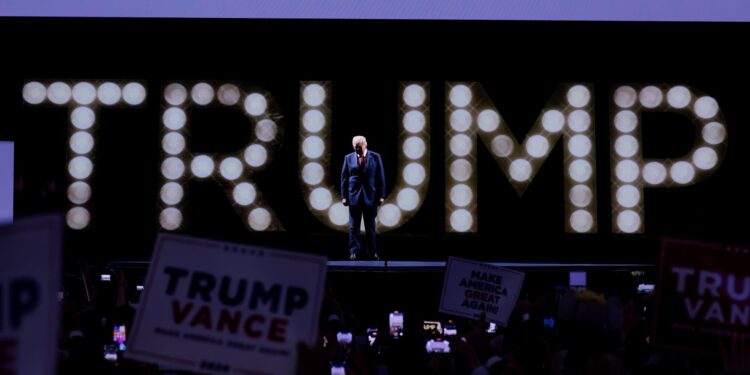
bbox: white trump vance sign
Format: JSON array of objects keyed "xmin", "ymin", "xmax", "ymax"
[
  {"xmin": 127, "ymin": 234, "xmax": 327, "ymax": 375},
  {"xmin": 0, "ymin": 215, "xmax": 62, "ymax": 375}
]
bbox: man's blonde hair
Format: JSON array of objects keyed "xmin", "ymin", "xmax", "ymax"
[{"xmin": 352, "ymin": 135, "xmax": 367, "ymax": 148}]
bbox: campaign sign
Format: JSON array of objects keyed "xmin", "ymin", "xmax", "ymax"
[
  {"xmin": 439, "ymin": 257, "xmax": 524, "ymax": 326},
  {"xmin": 127, "ymin": 234, "xmax": 327, "ymax": 375},
  {"xmin": 0, "ymin": 215, "xmax": 62, "ymax": 375},
  {"xmin": 655, "ymin": 238, "xmax": 750, "ymax": 353}
]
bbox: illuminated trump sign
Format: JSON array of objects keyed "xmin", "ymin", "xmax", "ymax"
[{"xmin": 21, "ymin": 81, "xmax": 727, "ymax": 234}]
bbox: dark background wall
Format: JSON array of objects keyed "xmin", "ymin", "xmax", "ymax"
[{"xmin": 0, "ymin": 19, "xmax": 747, "ymax": 263}]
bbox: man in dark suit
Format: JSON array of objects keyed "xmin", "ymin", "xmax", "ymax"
[{"xmin": 341, "ymin": 135, "xmax": 386, "ymax": 260}]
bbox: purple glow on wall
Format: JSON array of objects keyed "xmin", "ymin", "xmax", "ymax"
[
  {"xmin": 0, "ymin": 0, "xmax": 748, "ymax": 22},
  {"xmin": 0, "ymin": 142, "xmax": 13, "ymax": 224}
]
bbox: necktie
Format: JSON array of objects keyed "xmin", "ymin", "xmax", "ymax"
[{"xmin": 358, "ymin": 155, "xmax": 365, "ymax": 167}]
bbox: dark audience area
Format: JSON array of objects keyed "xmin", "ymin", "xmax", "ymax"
[{"xmin": 49, "ymin": 262, "xmax": 744, "ymax": 375}]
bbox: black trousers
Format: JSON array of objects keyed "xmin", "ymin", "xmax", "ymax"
[{"xmin": 348, "ymin": 203, "xmax": 378, "ymax": 256}]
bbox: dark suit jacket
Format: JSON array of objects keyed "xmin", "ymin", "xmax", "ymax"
[{"xmin": 341, "ymin": 151, "xmax": 386, "ymax": 207}]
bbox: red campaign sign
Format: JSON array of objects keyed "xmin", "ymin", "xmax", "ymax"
[{"xmin": 655, "ymin": 238, "xmax": 750, "ymax": 353}]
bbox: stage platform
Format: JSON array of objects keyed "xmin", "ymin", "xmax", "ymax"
[
  {"xmin": 326, "ymin": 261, "xmax": 654, "ymax": 272},
  {"xmin": 108, "ymin": 260, "xmax": 655, "ymax": 272}
]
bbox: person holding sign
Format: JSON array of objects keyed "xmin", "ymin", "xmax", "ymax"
[{"xmin": 340, "ymin": 135, "xmax": 386, "ymax": 260}]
